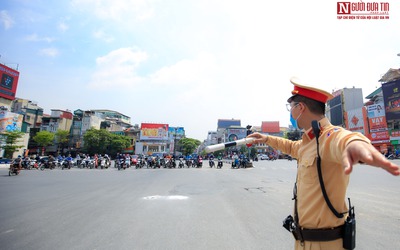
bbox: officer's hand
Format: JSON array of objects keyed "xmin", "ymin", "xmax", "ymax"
[
  {"xmin": 342, "ymin": 141, "xmax": 400, "ymax": 176},
  {"xmin": 247, "ymin": 132, "xmax": 268, "ymax": 144}
]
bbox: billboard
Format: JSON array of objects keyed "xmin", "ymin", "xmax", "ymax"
[
  {"xmin": 367, "ymin": 102, "xmax": 389, "ymax": 144},
  {"xmin": 0, "ymin": 64, "xmax": 20, "ymax": 100},
  {"xmin": 345, "ymin": 108, "xmax": 365, "ymax": 134},
  {"xmin": 140, "ymin": 123, "xmax": 168, "ymax": 140},
  {"xmin": 168, "ymin": 127, "xmax": 185, "ymax": 137},
  {"xmin": 367, "ymin": 103, "xmax": 387, "ymax": 132},
  {"xmin": 227, "ymin": 128, "xmax": 246, "ymax": 142},
  {"xmin": 382, "ymin": 79, "xmax": 400, "ymax": 121},
  {"xmin": 0, "ymin": 111, "xmax": 23, "ymax": 132}
]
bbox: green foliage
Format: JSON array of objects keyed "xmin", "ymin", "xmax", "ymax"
[
  {"xmin": 55, "ymin": 130, "xmax": 69, "ymax": 144},
  {"xmin": 1, "ymin": 131, "xmax": 25, "ymax": 158},
  {"xmin": 240, "ymin": 145, "xmax": 247, "ymax": 154},
  {"xmin": 178, "ymin": 138, "xmax": 201, "ymax": 155},
  {"xmin": 83, "ymin": 128, "xmax": 131, "ymax": 155},
  {"xmin": 109, "ymin": 133, "xmax": 131, "ymax": 156},
  {"xmin": 55, "ymin": 129, "xmax": 70, "ymax": 153},
  {"xmin": 33, "ymin": 131, "xmax": 55, "ymax": 147},
  {"xmin": 250, "ymin": 147, "xmax": 257, "ymax": 158}
]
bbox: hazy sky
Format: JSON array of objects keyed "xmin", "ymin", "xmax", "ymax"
[{"xmin": 1, "ymin": 0, "xmax": 399, "ymax": 140}]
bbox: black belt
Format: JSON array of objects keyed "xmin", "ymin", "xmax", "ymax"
[{"xmin": 300, "ymin": 225, "xmax": 343, "ymax": 242}]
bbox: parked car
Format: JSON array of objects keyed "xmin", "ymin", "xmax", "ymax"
[{"xmin": 258, "ymin": 154, "xmax": 269, "ymax": 160}]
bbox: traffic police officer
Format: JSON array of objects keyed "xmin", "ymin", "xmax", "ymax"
[{"xmin": 248, "ymin": 77, "xmax": 400, "ymax": 250}]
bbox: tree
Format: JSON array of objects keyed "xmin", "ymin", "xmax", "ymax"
[
  {"xmin": 1, "ymin": 131, "xmax": 25, "ymax": 158},
  {"xmin": 83, "ymin": 128, "xmax": 131, "ymax": 156},
  {"xmin": 109, "ymin": 133, "xmax": 131, "ymax": 156},
  {"xmin": 250, "ymin": 147, "xmax": 257, "ymax": 158},
  {"xmin": 178, "ymin": 138, "xmax": 201, "ymax": 155},
  {"xmin": 33, "ymin": 131, "xmax": 55, "ymax": 155},
  {"xmin": 55, "ymin": 129, "xmax": 70, "ymax": 154}
]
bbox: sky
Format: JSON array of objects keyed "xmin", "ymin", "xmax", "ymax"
[{"xmin": 1, "ymin": 0, "xmax": 399, "ymax": 141}]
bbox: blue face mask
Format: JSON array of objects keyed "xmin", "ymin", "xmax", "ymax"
[{"xmin": 290, "ymin": 113, "xmax": 299, "ymax": 130}]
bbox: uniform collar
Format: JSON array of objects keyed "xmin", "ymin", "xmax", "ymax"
[{"xmin": 303, "ymin": 117, "xmax": 331, "ymax": 141}]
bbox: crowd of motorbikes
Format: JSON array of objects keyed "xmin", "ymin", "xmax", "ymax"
[
  {"xmin": 6, "ymin": 152, "xmax": 258, "ymax": 176},
  {"xmin": 114, "ymin": 155, "xmax": 204, "ymax": 170},
  {"xmin": 230, "ymin": 156, "xmax": 252, "ymax": 169}
]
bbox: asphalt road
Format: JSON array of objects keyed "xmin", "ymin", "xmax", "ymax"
[{"xmin": 0, "ymin": 160, "xmax": 399, "ymax": 250}]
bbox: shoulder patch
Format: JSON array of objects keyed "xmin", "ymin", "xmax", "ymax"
[{"xmin": 327, "ymin": 127, "xmax": 341, "ymax": 137}]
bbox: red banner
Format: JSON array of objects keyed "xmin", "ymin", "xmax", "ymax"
[{"xmin": 0, "ymin": 64, "xmax": 19, "ymax": 100}]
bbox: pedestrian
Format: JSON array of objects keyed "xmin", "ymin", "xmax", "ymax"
[{"xmin": 247, "ymin": 77, "xmax": 399, "ymax": 250}]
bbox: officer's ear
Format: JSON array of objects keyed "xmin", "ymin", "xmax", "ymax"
[{"xmin": 297, "ymin": 102, "xmax": 306, "ymax": 112}]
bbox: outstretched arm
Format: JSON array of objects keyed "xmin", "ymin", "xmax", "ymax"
[
  {"xmin": 247, "ymin": 132, "xmax": 268, "ymax": 144},
  {"xmin": 342, "ymin": 140, "xmax": 400, "ymax": 176}
]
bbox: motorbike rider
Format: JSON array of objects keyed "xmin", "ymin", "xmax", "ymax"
[
  {"xmin": 118, "ymin": 153, "xmax": 126, "ymax": 167},
  {"xmin": 48, "ymin": 155, "xmax": 56, "ymax": 169},
  {"xmin": 217, "ymin": 153, "xmax": 223, "ymax": 168},
  {"xmin": 104, "ymin": 154, "xmax": 111, "ymax": 167},
  {"xmin": 209, "ymin": 153, "xmax": 215, "ymax": 167},
  {"xmin": 64, "ymin": 154, "xmax": 73, "ymax": 167},
  {"xmin": 11, "ymin": 155, "xmax": 23, "ymax": 172},
  {"xmin": 94, "ymin": 154, "xmax": 99, "ymax": 168},
  {"xmin": 22, "ymin": 155, "xmax": 31, "ymax": 169},
  {"xmin": 76, "ymin": 154, "xmax": 81, "ymax": 166},
  {"xmin": 232, "ymin": 152, "xmax": 239, "ymax": 161},
  {"xmin": 57, "ymin": 155, "xmax": 63, "ymax": 164}
]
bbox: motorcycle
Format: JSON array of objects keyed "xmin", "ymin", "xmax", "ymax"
[
  {"xmin": 40, "ymin": 161, "xmax": 55, "ymax": 170},
  {"xmin": 147, "ymin": 157, "xmax": 154, "ymax": 168},
  {"xmin": 178, "ymin": 158, "xmax": 184, "ymax": 168},
  {"xmin": 86, "ymin": 159, "xmax": 95, "ymax": 169},
  {"xmin": 231, "ymin": 158, "xmax": 240, "ymax": 169},
  {"xmin": 62, "ymin": 159, "xmax": 72, "ymax": 170},
  {"xmin": 100, "ymin": 158, "xmax": 107, "ymax": 169},
  {"xmin": 9, "ymin": 164, "xmax": 20, "ymax": 176},
  {"xmin": 209, "ymin": 158, "xmax": 215, "ymax": 168},
  {"xmin": 30, "ymin": 160, "xmax": 39, "ymax": 170},
  {"xmin": 240, "ymin": 157, "xmax": 251, "ymax": 168},
  {"xmin": 125, "ymin": 158, "xmax": 131, "ymax": 168},
  {"xmin": 22, "ymin": 159, "xmax": 31, "ymax": 170},
  {"xmin": 195, "ymin": 158, "xmax": 203, "ymax": 168},
  {"xmin": 171, "ymin": 158, "xmax": 177, "ymax": 168},
  {"xmin": 131, "ymin": 157, "xmax": 138, "ymax": 168},
  {"xmin": 117, "ymin": 159, "xmax": 126, "ymax": 170},
  {"xmin": 217, "ymin": 159, "xmax": 223, "ymax": 168},
  {"xmin": 79, "ymin": 160, "xmax": 87, "ymax": 169},
  {"xmin": 137, "ymin": 157, "xmax": 146, "ymax": 168},
  {"xmin": 154, "ymin": 158, "xmax": 161, "ymax": 168}
]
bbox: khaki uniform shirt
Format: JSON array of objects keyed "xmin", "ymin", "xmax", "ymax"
[{"xmin": 266, "ymin": 117, "xmax": 370, "ymax": 229}]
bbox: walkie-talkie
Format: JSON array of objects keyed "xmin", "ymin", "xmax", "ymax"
[
  {"xmin": 311, "ymin": 120, "xmax": 321, "ymax": 140},
  {"xmin": 343, "ymin": 198, "xmax": 356, "ymax": 249}
]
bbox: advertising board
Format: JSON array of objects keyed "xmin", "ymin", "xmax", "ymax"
[
  {"xmin": 0, "ymin": 64, "xmax": 19, "ymax": 100},
  {"xmin": 140, "ymin": 123, "xmax": 169, "ymax": 140},
  {"xmin": 382, "ymin": 79, "xmax": 400, "ymax": 121},
  {"xmin": 0, "ymin": 111, "xmax": 23, "ymax": 132}
]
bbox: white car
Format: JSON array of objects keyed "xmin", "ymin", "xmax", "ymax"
[{"xmin": 258, "ymin": 154, "xmax": 269, "ymax": 160}]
